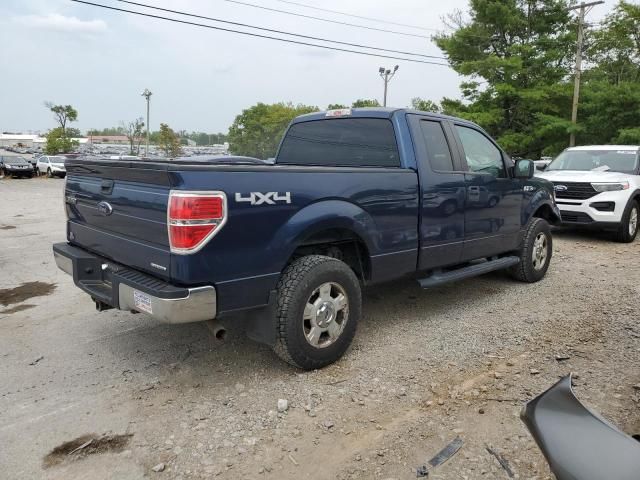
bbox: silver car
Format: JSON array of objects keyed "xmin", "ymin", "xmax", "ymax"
[{"xmin": 36, "ymin": 155, "xmax": 67, "ymax": 178}]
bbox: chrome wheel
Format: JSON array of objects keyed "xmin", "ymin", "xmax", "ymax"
[
  {"xmin": 629, "ymin": 207, "xmax": 638, "ymax": 236},
  {"xmin": 532, "ymin": 232, "xmax": 548, "ymax": 271},
  {"xmin": 303, "ymin": 282, "xmax": 349, "ymax": 349}
]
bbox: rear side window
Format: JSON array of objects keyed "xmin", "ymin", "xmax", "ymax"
[
  {"xmin": 419, "ymin": 120, "xmax": 454, "ymax": 171},
  {"xmin": 277, "ymin": 118, "xmax": 400, "ymax": 167}
]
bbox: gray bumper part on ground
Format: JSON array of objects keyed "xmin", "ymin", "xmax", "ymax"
[{"xmin": 53, "ymin": 242, "xmax": 217, "ymax": 324}]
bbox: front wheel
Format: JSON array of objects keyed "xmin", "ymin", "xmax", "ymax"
[
  {"xmin": 509, "ymin": 217, "xmax": 552, "ymax": 283},
  {"xmin": 614, "ymin": 200, "xmax": 639, "ymax": 243},
  {"xmin": 273, "ymin": 255, "xmax": 361, "ymax": 370}
]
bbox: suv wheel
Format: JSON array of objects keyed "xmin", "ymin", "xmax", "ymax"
[
  {"xmin": 509, "ymin": 217, "xmax": 552, "ymax": 283},
  {"xmin": 273, "ymin": 255, "xmax": 361, "ymax": 370},
  {"xmin": 615, "ymin": 200, "xmax": 639, "ymax": 243}
]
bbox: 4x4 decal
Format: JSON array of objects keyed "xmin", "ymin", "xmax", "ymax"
[{"xmin": 235, "ymin": 192, "xmax": 292, "ymax": 205}]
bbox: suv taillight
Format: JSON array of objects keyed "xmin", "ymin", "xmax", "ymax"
[{"xmin": 168, "ymin": 191, "xmax": 227, "ymax": 254}]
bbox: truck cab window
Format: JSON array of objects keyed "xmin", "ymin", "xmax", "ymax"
[
  {"xmin": 277, "ymin": 118, "xmax": 400, "ymax": 167},
  {"xmin": 456, "ymin": 126, "xmax": 506, "ymax": 178},
  {"xmin": 419, "ymin": 120, "xmax": 454, "ymax": 171}
]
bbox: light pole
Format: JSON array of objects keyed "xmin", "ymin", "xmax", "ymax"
[
  {"xmin": 141, "ymin": 88, "xmax": 152, "ymax": 157},
  {"xmin": 379, "ymin": 65, "xmax": 399, "ymax": 107},
  {"xmin": 567, "ymin": 1, "xmax": 604, "ymax": 147}
]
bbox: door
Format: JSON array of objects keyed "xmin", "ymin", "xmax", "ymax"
[
  {"xmin": 38, "ymin": 157, "xmax": 48, "ymax": 174},
  {"xmin": 453, "ymin": 124, "xmax": 523, "ymax": 260},
  {"xmin": 409, "ymin": 115, "xmax": 466, "ymax": 271}
]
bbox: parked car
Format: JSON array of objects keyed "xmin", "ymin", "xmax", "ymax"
[
  {"xmin": 537, "ymin": 145, "xmax": 640, "ymax": 242},
  {"xmin": 53, "ymin": 107, "xmax": 560, "ymax": 369},
  {"xmin": 36, "ymin": 155, "xmax": 67, "ymax": 177},
  {"xmin": 1, "ymin": 156, "xmax": 34, "ymax": 178}
]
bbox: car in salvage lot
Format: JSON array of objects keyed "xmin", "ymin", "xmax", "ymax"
[
  {"xmin": 53, "ymin": 107, "xmax": 561, "ymax": 370},
  {"xmin": 36, "ymin": 155, "xmax": 67, "ymax": 178},
  {"xmin": 537, "ymin": 145, "xmax": 640, "ymax": 242},
  {"xmin": 0, "ymin": 156, "xmax": 34, "ymax": 178}
]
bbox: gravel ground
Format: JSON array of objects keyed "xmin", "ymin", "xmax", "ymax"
[{"xmin": 1, "ymin": 178, "xmax": 639, "ymax": 480}]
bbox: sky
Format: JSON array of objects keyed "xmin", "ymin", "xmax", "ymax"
[{"xmin": 0, "ymin": 0, "xmax": 618, "ymax": 134}]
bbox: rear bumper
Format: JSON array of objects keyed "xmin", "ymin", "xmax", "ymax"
[{"xmin": 53, "ymin": 242, "xmax": 217, "ymax": 323}]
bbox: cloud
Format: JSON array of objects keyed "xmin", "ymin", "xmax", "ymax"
[{"xmin": 13, "ymin": 13, "xmax": 107, "ymax": 34}]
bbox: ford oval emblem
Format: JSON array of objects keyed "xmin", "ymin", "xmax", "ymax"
[
  {"xmin": 554, "ymin": 184, "xmax": 568, "ymax": 192},
  {"xmin": 97, "ymin": 201, "xmax": 113, "ymax": 216}
]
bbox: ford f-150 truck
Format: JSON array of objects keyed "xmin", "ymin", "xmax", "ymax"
[{"xmin": 53, "ymin": 108, "xmax": 560, "ymax": 369}]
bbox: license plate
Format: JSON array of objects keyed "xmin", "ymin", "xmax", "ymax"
[{"xmin": 133, "ymin": 290, "xmax": 153, "ymax": 314}]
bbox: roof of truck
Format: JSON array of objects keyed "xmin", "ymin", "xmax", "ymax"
[
  {"xmin": 566, "ymin": 145, "xmax": 639, "ymax": 151},
  {"xmin": 292, "ymin": 107, "xmax": 477, "ymax": 126}
]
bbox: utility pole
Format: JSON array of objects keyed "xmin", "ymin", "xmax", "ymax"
[
  {"xmin": 141, "ymin": 88, "xmax": 152, "ymax": 157},
  {"xmin": 379, "ymin": 65, "xmax": 399, "ymax": 107},
  {"xmin": 568, "ymin": 1, "xmax": 603, "ymax": 147}
]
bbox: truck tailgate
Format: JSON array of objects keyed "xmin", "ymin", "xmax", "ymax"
[{"xmin": 65, "ymin": 160, "xmax": 172, "ymax": 280}]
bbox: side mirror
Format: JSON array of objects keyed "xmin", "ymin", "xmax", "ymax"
[
  {"xmin": 535, "ymin": 163, "xmax": 547, "ymax": 171},
  {"xmin": 515, "ymin": 159, "xmax": 534, "ymax": 179}
]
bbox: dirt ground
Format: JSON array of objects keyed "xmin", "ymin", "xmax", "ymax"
[{"xmin": 1, "ymin": 178, "xmax": 639, "ymax": 480}]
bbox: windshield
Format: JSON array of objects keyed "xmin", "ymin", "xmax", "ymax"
[
  {"xmin": 6, "ymin": 157, "xmax": 28, "ymax": 165},
  {"xmin": 547, "ymin": 149, "xmax": 639, "ymax": 174}
]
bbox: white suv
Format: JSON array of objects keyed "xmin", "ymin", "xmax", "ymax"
[
  {"xmin": 537, "ymin": 145, "xmax": 640, "ymax": 242},
  {"xmin": 36, "ymin": 155, "xmax": 67, "ymax": 178}
]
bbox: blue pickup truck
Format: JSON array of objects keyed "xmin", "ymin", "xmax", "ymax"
[{"xmin": 53, "ymin": 108, "xmax": 560, "ymax": 369}]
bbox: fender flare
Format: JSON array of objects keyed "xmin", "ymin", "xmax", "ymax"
[{"xmin": 269, "ymin": 199, "xmax": 378, "ymax": 268}]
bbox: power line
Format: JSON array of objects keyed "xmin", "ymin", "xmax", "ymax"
[
  {"xmin": 117, "ymin": 0, "xmax": 447, "ymax": 60},
  {"xmin": 212, "ymin": 0, "xmax": 432, "ymax": 39},
  {"xmin": 71, "ymin": 0, "xmax": 451, "ymax": 66},
  {"xmin": 274, "ymin": 0, "xmax": 432, "ymax": 32}
]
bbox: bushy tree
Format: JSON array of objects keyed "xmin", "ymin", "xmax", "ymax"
[
  {"xmin": 45, "ymin": 102, "xmax": 78, "ymax": 135},
  {"xmin": 45, "ymin": 127, "xmax": 79, "ymax": 154},
  {"xmin": 351, "ymin": 99, "xmax": 381, "ymax": 108},
  {"xmin": 44, "ymin": 102, "xmax": 79, "ymax": 154},
  {"xmin": 158, "ymin": 123, "xmax": 182, "ymax": 157},
  {"xmin": 434, "ymin": 0, "xmax": 576, "ymax": 157},
  {"xmin": 228, "ymin": 102, "xmax": 317, "ymax": 159},
  {"xmin": 434, "ymin": 0, "xmax": 640, "ymax": 156},
  {"xmin": 411, "ymin": 98, "xmax": 441, "ymax": 113}
]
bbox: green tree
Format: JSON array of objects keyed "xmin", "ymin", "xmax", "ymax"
[
  {"xmin": 411, "ymin": 98, "xmax": 441, "ymax": 113},
  {"xmin": 45, "ymin": 127, "xmax": 79, "ymax": 154},
  {"xmin": 158, "ymin": 123, "xmax": 182, "ymax": 157},
  {"xmin": 351, "ymin": 99, "xmax": 381, "ymax": 108},
  {"xmin": 327, "ymin": 103, "xmax": 348, "ymax": 110},
  {"xmin": 434, "ymin": 0, "xmax": 576, "ymax": 157},
  {"xmin": 45, "ymin": 102, "xmax": 78, "ymax": 135},
  {"xmin": 228, "ymin": 102, "xmax": 317, "ymax": 159}
]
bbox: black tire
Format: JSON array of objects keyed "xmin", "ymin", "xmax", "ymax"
[
  {"xmin": 47, "ymin": 168, "xmax": 52, "ymax": 178},
  {"xmin": 509, "ymin": 217, "xmax": 552, "ymax": 283},
  {"xmin": 273, "ymin": 255, "xmax": 361, "ymax": 370},
  {"xmin": 614, "ymin": 200, "xmax": 639, "ymax": 243}
]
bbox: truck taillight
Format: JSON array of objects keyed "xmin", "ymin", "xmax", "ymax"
[{"xmin": 168, "ymin": 191, "xmax": 227, "ymax": 254}]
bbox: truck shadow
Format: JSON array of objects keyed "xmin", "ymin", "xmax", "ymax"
[
  {"xmin": 97, "ymin": 270, "xmax": 517, "ymax": 382},
  {"xmin": 551, "ymin": 227, "xmax": 616, "ymax": 243}
]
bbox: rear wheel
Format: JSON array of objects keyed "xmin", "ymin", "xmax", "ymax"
[
  {"xmin": 509, "ymin": 217, "xmax": 552, "ymax": 283},
  {"xmin": 614, "ymin": 200, "xmax": 639, "ymax": 243},
  {"xmin": 273, "ymin": 255, "xmax": 361, "ymax": 370}
]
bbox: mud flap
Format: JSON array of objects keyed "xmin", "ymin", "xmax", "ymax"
[{"xmin": 242, "ymin": 290, "xmax": 278, "ymax": 347}]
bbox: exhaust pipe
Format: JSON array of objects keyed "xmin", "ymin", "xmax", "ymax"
[{"xmin": 205, "ymin": 320, "xmax": 227, "ymax": 341}]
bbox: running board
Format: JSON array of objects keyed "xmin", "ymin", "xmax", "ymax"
[{"xmin": 417, "ymin": 256, "xmax": 520, "ymax": 288}]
